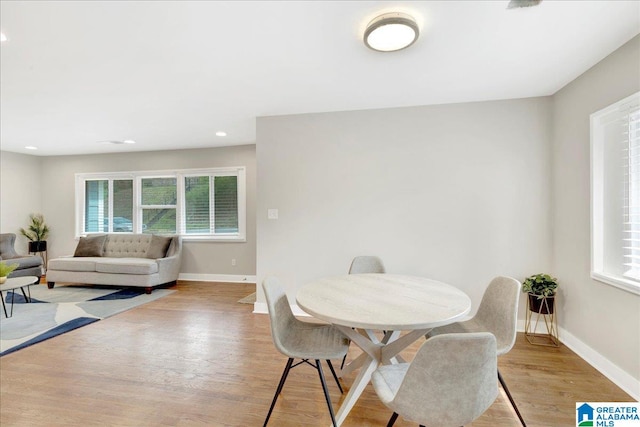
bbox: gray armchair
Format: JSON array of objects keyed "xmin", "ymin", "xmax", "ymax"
[{"xmin": 0, "ymin": 233, "xmax": 43, "ymax": 278}]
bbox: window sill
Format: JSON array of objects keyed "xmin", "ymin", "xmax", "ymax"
[
  {"xmin": 591, "ymin": 271, "xmax": 640, "ymax": 296},
  {"xmin": 75, "ymin": 233, "xmax": 246, "ymax": 243},
  {"xmin": 182, "ymin": 235, "xmax": 246, "ymax": 243}
]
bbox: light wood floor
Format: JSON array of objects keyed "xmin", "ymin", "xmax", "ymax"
[{"xmin": 0, "ymin": 281, "xmax": 633, "ymax": 426}]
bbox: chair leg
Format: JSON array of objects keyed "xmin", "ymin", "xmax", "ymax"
[
  {"xmin": 316, "ymin": 359, "xmax": 338, "ymax": 427},
  {"xmin": 325, "ymin": 359, "xmax": 343, "ymax": 393},
  {"xmin": 340, "ymin": 353, "xmax": 347, "ymax": 369},
  {"xmin": 387, "ymin": 412, "xmax": 399, "ymax": 427},
  {"xmin": 263, "ymin": 358, "xmax": 294, "ymax": 427},
  {"xmin": 498, "ymin": 369, "xmax": 527, "ymax": 427}
]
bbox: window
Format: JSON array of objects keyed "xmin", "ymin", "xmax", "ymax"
[
  {"xmin": 591, "ymin": 92, "xmax": 640, "ymax": 295},
  {"xmin": 76, "ymin": 167, "xmax": 246, "ymax": 241},
  {"xmin": 84, "ymin": 179, "xmax": 133, "ymax": 233},
  {"xmin": 141, "ymin": 177, "xmax": 177, "ymax": 234}
]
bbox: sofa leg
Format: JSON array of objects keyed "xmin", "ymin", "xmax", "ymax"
[
  {"xmin": 47, "ymin": 281, "xmax": 55, "ymax": 289},
  {"xmin": 145, "ymin": 287, "xmax": 152, "ymax": 294}
]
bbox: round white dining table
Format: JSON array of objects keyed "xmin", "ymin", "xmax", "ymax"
[{"xmin": 296, "ymin": 273, "xmax": 471, "ymax": 427}]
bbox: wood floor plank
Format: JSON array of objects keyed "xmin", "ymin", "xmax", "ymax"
[{"xmin": 0, "ymin": 281, "xmax": 633, "ymax": 426}]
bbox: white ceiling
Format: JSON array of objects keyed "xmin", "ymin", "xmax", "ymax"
[{"xmin": 1, "ymin": 1, "xmax": 639, "ymax": 156}]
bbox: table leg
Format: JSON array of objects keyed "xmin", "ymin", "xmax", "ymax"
[
  {"xmin": 0, "ymin": 291, "xmax": 7, "ymax": 318},
  {"xmin": 333, "ymin": 355, "xmax": 379, "ymax": 427},
  {"xmin": 341, "ymin": 329, "xmax": 386, "ymax": 376},
  {"xmin": 380, "ymin": 329, "xmax": 429, "ymax": 364},
  {"xmin": 332, "ymin": 325, "xmax": 385, "ymax": 426},
  {"xmin": 330, "ymin": 326, "xmax": 431, "ymax": 426},
  {"xmin": 9, "ymin": 289, "xmax": 15, "ymax": 317},
  {"xmin": 19, "ymin": 286, "xmax": 31, "ymax": 303}
]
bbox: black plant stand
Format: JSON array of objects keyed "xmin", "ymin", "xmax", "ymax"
[{"xmin": 29, "ymin": 242, "xmax": 47, "ymax": 273}]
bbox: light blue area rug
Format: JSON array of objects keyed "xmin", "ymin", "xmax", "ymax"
[{"xmin": 0, "ymin": 285, "xmax": 173, "ymax": 356}]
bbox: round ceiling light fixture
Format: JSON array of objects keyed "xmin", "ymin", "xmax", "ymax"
[
  {"xmin": 364, "ymin": 12, "xmax": 419, "ymax": 52},
  {"xmin": 97, "ymin": 140, "xmax": 136, "ymax": 145}
]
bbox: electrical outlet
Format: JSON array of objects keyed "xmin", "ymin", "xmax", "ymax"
[
  {"xmin": 231, "ymin": 259, "xmax": 236, "ymax": 266},
  {"xmin": 268, "ymin": 209, "xmax": 278, "ymax": 219}
]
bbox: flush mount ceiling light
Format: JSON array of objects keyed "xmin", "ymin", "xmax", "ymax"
[
  {"xmin": 215, "ymin": 131, "xmax": 227, "ymax": 137},
  {"xmin": 98, "ymin": 140, "xmax": 136, "ymax": 145},
  {"xmin": 507, "ymin": 0, "xmax": 542, "ymax": 8},
  {"xmin": 364, "ymin": 12, "xmax": 419, "ymax": 52}
]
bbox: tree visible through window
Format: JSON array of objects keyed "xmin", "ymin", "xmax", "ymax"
[{"xmin": 141, "ymin": 177, "xmax": 177, "ymax": 234}]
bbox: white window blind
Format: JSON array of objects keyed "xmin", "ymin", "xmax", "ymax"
[
  {"xmin": 185, "ymin": 176, "xmax": 211, "ymax": 234},
  {"xmin": 591, "ymin": 92, "xmax": 640, "ymax": 295},
  {"xmin": 623, "ymin": 106, "xmax": 640, "ymax": 280},
  {"xmin": 181, "ymin": 175, "xmax": 239, "ymax": 235},
  {"xmin": 214, "ymin": 175, "xmax": 239, "ymax": 234}
]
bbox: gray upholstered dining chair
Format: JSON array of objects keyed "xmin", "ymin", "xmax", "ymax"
[
  {"xmin": 372, "ymin": 332, "xmax": 498, "ymax": 427},
  {"xmin": 348, "ymin": 255, "xmax": 386, "ymax": 274},
  {"xmin": 262, "ymin": 277, "xmax": 349, "ymax": 427},
  {"xmin": 426, "ymin": 276, "xmax": 525, "ymax": 426}
]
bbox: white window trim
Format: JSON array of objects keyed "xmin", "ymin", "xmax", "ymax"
[
  {"xmin": 75, "ymin": 167, "xmax": 246, "ymax": 242},
  {"xmin": 590, "ymin": 92, "xmax": 640, "ymax": 296}
]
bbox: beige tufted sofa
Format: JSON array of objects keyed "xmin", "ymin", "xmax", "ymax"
[{"xmin": 46, "ymin": 234, "xmax": 182, "ymax": 294}]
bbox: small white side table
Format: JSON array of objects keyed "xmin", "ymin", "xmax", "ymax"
[{"xmin": 0, "ymin": 276, "xmax": 40, "ymax": 318}]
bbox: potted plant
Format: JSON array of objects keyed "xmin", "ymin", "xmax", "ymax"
[
  {"xmin": 20, "ymin": 213, "xmax": 50, "ymax": 253},
  {"xmin": 522, "ymin": 273, "xmax": 558, "ymax": 314},
  {"xmin": 0, "ymin": 261, "xmax": 19, "ymax": 284}
]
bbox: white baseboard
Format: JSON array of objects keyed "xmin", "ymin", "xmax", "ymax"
[
  {"xmin": 178, "ymin": 273, "xmax": 257, "ymax": 283},
  {"xmin": 253, "ymin": 302, "xmax": 310, "ymax": 317},
  {"xmin": 517, "ymin": 320, "xmax": 639, "ymax": 400}
]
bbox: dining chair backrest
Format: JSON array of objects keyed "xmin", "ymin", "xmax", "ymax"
[
  {"xmin": 473, "ymin": 276, "xmax": 520, "ymax": 356},
  {"xmin": 379, "ymin": 332, "xmax": 498, "ymax": 426},
  {"xmin": 262, "ymin": 277, "xmax": 299, "ymax": 357},
  {"xmin": 348, "ymin": 256, "xmax": 386, "ymax": 274}
]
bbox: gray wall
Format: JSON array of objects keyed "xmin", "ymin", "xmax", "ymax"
[
  {"xmin": 256, "ymin": 97, "xmax": 553, "ymax": 309},
  {"xmin": 39, "ymin": 145, "xmax": 256, "ymax": 275},
  {"xmin": 0, "ymin": 151, "xmax": 43, "ymax": 253},
  {"xmin": 552, "ymin": 35, "xmax": 640, "ymax": 382}
]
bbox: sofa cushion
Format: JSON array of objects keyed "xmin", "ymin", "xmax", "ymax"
[
  {"xmin": 94, "ymin": 258, "xmax": 159, "ymax": 275},
  {"xmin": 145, "ymin": 235, "xmax": 172, "ymax": 259},
  {"xmin": 74, "ymin": 235, "xmax": 107, "ymax": 257},
  {"xmin": 48, "ymin": 257, "xmax": 99, "ymax": 272},
  {"xmin": 103, "ymin": 234, "xmax": 152, "ymax": 258},
  {"xmin": 1, "ymin": 255, "xmax": 42, "ymax": 269}
]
